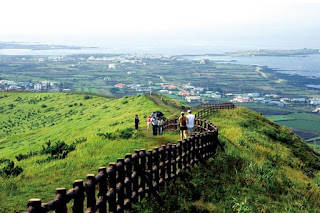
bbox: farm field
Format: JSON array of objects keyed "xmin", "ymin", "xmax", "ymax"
[
  {"xmin": 1, "ymin": 55, "xmax": 320, "ymax": 100},
  {"xmin": 0, "ymin": 92, "xmax": 182, "ymax": 212}
]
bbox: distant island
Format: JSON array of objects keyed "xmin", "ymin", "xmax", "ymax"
[
  {"xmin": 226, "ymin": 48, "xmax": 320, "ymax": 57},
  {"xmin": 0, "ymin": 41, "xmax": 96, "ymax": 50}
]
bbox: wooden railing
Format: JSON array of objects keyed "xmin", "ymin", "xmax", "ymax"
[
  {"xmin": 196, "ymin": 102, "xmax": 235, "ymax": 118},
  {"xmin": 25, "ymin": 119, "xmax": 219, "ymax": 213},
  {"xmin": 163, "ymin": 102, "xmax": 235, "ymax": 131}
]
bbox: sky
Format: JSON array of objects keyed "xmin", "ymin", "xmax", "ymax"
[{"xmin": 1, "ymin": 0, "xmax": 320, "ymax": 52}]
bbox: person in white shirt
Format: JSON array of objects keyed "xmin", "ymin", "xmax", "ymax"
[{"xmin": 186, "ymin": 109, "xmax": 195, "ymax": 137}]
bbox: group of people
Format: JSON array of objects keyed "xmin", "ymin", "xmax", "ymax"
[
  {"xmin": 134, "ymin": 109, "xmax": 196, "ymax": 140},
  {"xmin": 147, "ymin": 115, "xmax": 164, "ymax": 136}
]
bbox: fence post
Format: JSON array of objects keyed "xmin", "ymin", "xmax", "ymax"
[
  {"xmin": 159, "ymin": 145, "xmax": 166, "ymax": 187},
  {"xmin": 186, "ymin": 138, "xmax": 191, "ymax": 169},
  {"xmin": 72, "ymin": 180, "xmax": 84, "ymax": 213},
  {"xmin": 177, "ymin": 141, "xmax": 182, "ymax": 173},
  {"xmin": 195, "ymin": 134, "xmax": 200, "ymax": 164},
  {"xmin": 147, "ymin": 150, "xmax": 153, "ymax": 197},
  {"xmin": 172, "ymin": 144, "xmax": 177, "ymax": 178},
  {"xmin": 190, "ymin": 135, "xmax": 195, "ymax": 166},
  {"xmin": 182, "ymin": 140, "xmax": 187, "ymax": 170},
  {"xmin": 85, "ymin": 174, "xmax": 96, "ymax": 212},
  {"xmin": 117, "ymin": 158, "xmax": 125, "ymax": 213},
  {"xmin": 132, "ymin": 150, "xmax": 140, "ymax": 203},
  {"xmin": 124, "ymin": 154, "xmax": 132, "ymax": 210},
  {"xmin": 27, "ymin": 199, "xmax": 42, "ymax": 213},
  {"xmin": 200, "ymin": 134, "xmax": 205, "ymax": 159},
  {"xmin": 204, "ymin": 133, "xmax": 209, "ymax": 157},
  {"xmin": 107, "ymin": 163, "xmax": 117, "ymax": 213},
  {"xmin": 97, "ymin": 167, "xmax": 107, "ymax": 213},
  {"xmin": 153, "ymin": 147, "xmax": 160, "ymax": 191},
  {"xmin": 139, "ymin": 149, "xmax": 146, "ymax": 200},
  {"xmin": 167, "ymin": 143, "xmax": 172, "ymax": 181}
]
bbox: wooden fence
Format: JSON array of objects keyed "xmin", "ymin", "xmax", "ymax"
[
  {"xmin": 196, "ymin": 102, "xmax": 235, "ymax": 118},
  {"xmin": 163, "ymin": 102, "xmax": 235, "ymax": 131},
  {"xmin": 25, "ymin": 119, "xmax": 219, "ymax": 213}
]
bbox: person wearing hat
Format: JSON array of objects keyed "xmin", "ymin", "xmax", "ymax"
[
  {"xmin": 186, "ymin": 109, "xmax": 195, "ymax": 137},
  {"xmin": 179, "ymin": 111, "xmax": 187, "ymax": 140}
]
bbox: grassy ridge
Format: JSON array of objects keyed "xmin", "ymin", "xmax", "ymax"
[
  {"xmin": 133, "ymin": 107, "xmax": 320, "ymax": 212},
  {"xmin": 0, "ymin": 92, "xmax": 180, "ymax": 212}
]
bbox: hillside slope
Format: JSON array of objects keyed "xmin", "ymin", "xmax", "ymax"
[
  {"xmin": 0, "ymin": 92, "xmax": 180, "ymax": 212},
  {"xmin": 132, "ymin": 107, "xmax": 320, "ymax": 212}
]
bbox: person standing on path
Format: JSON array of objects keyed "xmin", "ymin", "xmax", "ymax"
[
  {"xmin": 179, "ymin": 112, "xmax": 187, "ymax": 140},
  {"xmin": 147, "ymin": 115, "xmax": 151, "ymax": 131},
  {"xmin": 152, "ymin": 116, "xmax": 158, "ymax": 136},
  {"xmin": 186, "ymin": 109, "xmax": 195, "ymax": 137},
  {"xmin": 134, "ymin": 115, "xmax": 140, "ymax": 132},
  {"xmin": 158, "ymin": 117, "xmax": 164, "ymax": 135}
]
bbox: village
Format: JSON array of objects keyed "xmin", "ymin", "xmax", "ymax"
[
  {"xmin": 0, "ymin": 80, "xmax": 70, "ymax": 92},
  {"xmin": 1, "ymin": 53, "xmax": 320, "ymax": 115}
]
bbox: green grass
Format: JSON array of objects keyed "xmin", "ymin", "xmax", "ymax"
[
  {"xmin": 0, "ymin": 92, "xmax": 181, "ymax": 212},
  {"xmin": 2, "ymin": 92, "xmax": 320, "ymax": 212}
]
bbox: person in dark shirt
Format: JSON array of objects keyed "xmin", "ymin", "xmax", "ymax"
[
  {"xmin": 151, "ymin": 116, "xmax": 158, "ymax": 136},
  {"xmin": 134, "ymin": 115, "xmax": 139, "ymax": 131}
]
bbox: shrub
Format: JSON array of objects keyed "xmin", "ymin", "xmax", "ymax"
[
  {"xmin": 0, "ymin": 160, "xmax": 23, "ymax": 177},
  {"xmin": 15, "ymin": 151, "xmax": 39, "ymax": 161},
  {"xmin": 97, "ymin": 132, "xmax": 116, "ymax": 140},
  {"xmin": 35, "ymin": 140, "xmax": 76, "ymax": 164},
  {"xmin": 8, "ymin": 104, "xmax": 15, "ymax": 109},
  {"xmin": 118, "ymin": 128, "xmax": 134, "ymax": 139}
]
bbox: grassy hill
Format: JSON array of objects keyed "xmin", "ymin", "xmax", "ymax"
[
  {"xmin": 1, "ymin": 92, "xmax": 320, "ymax": 212},
  {"xmin": 0, "ymin": 92, "xmax": 180, "ymax": 212},
  {"xmin": 132, "ymin": 107, "xmax": 320, "ymax": 212}
]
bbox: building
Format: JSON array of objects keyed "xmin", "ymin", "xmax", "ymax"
[
  {"xmin": 231, "ymin": 96, "xmax": 251, "ymax": 103},
  {"xmin": 127, "ymin": 71, "xmax": 137, "ymax": 75},
  {"xmin": 312, "ymin": 107, "xmax": 320, "ymax": 113},
  {"xmin": 159, "ymin": 90, "xmax": 169, "ymax": 94},
  {"xmin": 109, "ymin": 64, "xmax": 116, "ymax": 69},
  {"xmin": 8, "ymin": 85, "xmax": 21, "ymax": 90},
  {"xmin": 114, "ymin": 83, "xmax": 126, "ymax": 88},
  {"xmin": 280, "ymin": 98, "xmax": 290, "ymax": 103},
  {"xmin": 211, "ymin": 94, "xmax": 221, "ymax": 99},
  {"xmin": 185, "ymin": 96, "xmax": 201, "ymax": 103},
  {"xmin": 19, "ymin": 82, "xmax": 33, "ymax": 88},
  {"xmin": 248, "ymin": 93, "xmax": 260, "ymax": 97},
  {"xmin": 310, "ymin": 98, "xmax": 320, "ymax": 105},
  {"xmin": 34, "ymin": 83, "xmax": 42, "ymax": 90},
  {"xmin": 162, "ymin": 85, "xmax": 177, "ymax": 90},
  {"xmin": 292, "ymin": 98, "xmax": 306, "ymax": 102},
  {"xmin": 200, "ymin": 59, "xmax": 209, "ymax": 64},
  {"xmin": 194, "ymin": 87, "xmax": 205, "ymax": 93},
  {"xmin": 179, "ymin": 90, "xmax": 190, "ymax": 96}
]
